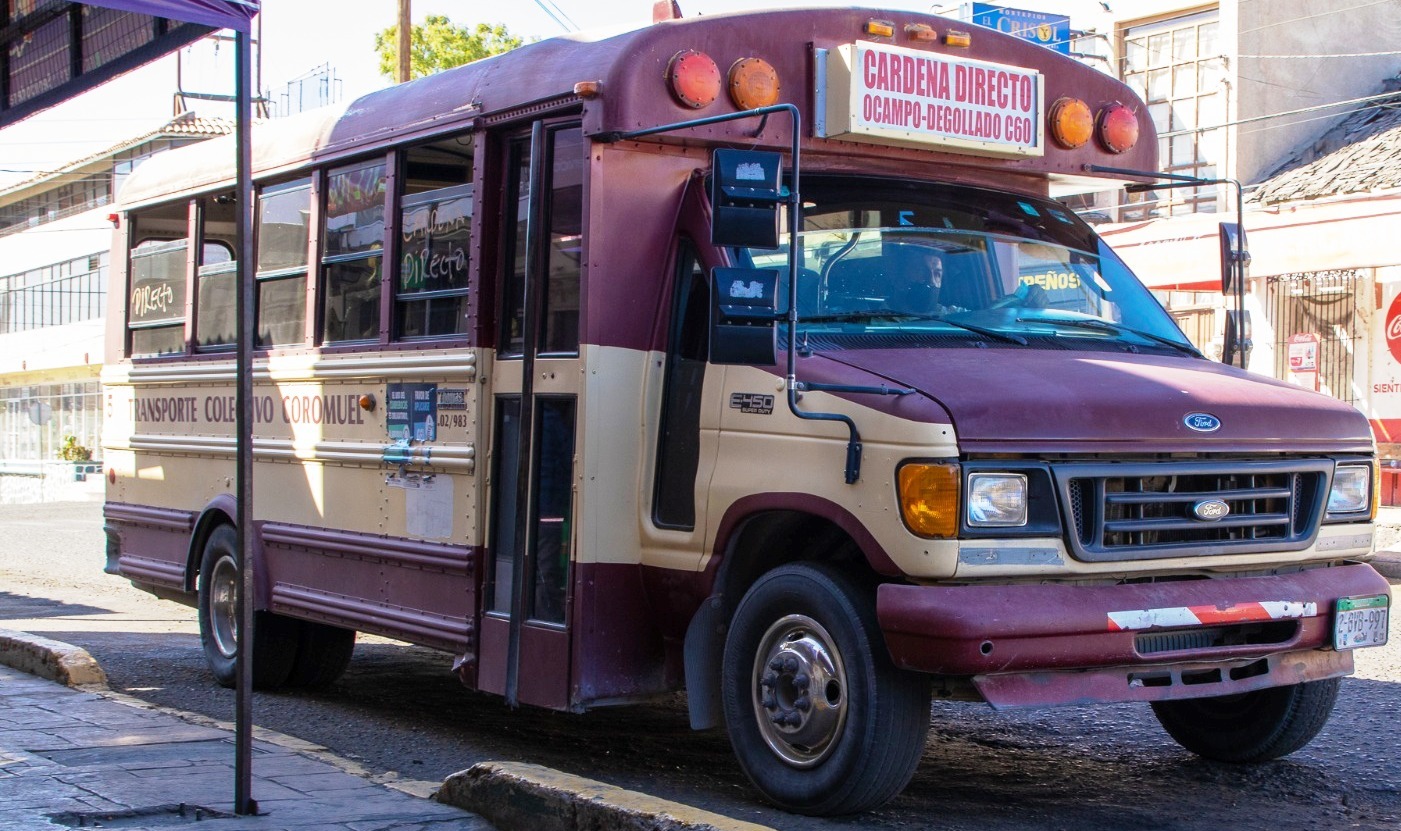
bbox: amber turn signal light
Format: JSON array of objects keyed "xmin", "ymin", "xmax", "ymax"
[
  {"xmin": 728, "ymin": 57, "xmax": 780, "ymax": 110},
  {"xmin": 1048, "ymin": 97, "xmax": 1093, "ymax": 149},
  {"xmin": 898, "ymin": 463, "xmax": 960, "ymax": 539}
]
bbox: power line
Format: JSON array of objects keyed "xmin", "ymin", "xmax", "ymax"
[
  {"xmin": 534, "ymin": 0, "xmax": 579, "ymax": 32},
  {"xmin": 1236, "ymin": 0, "xmax": 1397, "ymax": 35},
  {"xmin": 1157, "ymin": 88, "xmax": 1401, "ymax": 139},
  {"xmin": 1239, "ymin": 49, "xmax": 1401, "ymax": 59}
]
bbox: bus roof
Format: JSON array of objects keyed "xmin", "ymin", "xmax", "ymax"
[{"xmin": 120, "ymin": 6, "xmax": 1157, "ymax": 208}]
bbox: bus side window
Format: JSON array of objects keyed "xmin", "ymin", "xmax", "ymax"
[
  {"xmin": 498, "ymin": 124, "xmax": 583, "ymax": 357},
  {"xmin": 127, "ymin": 201, "xmax": 191, "ymax": 357},
  {"xmin": 653, "ymin": 240, "xmax": 708, "ymax": 530},
  {"xmin": 322, "ymin": 161, "xmax": 386, "ymax": 344},
  {"xmin": 397, "ymin": 133, "xmax": 473, "ymax": 339},
  {"xmin": 541, "ymin": 126, "xmax": 582, "ymax": 355},
  {"xmin": 254, "ymin": 179, "xmax": 312, "ymax": 348},
  {"xmin": 195, "ymin": 191, "xmax": 237, "ymax": 350}
]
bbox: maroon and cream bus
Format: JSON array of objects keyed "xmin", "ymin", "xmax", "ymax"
[{"xmin": 102, "ymin": 6, "xmax": 1390, "ymax": 815}]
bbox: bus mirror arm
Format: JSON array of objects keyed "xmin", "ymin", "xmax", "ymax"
[
  {"xmin": 1089, "ymin": 164, "xmax": 1249, "ymax": 370},
  {"xmin": 786, "ymin": 384, "xmax": 912, "ymax": 485}
]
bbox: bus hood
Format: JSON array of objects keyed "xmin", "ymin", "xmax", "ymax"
[{"xmin": 823, "ymin": 348, "xmax": 1373, "ymax": 454}]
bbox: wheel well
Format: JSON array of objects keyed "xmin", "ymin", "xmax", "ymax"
[
  {"xmin": 714, "ymin": 509, "xmax": 869, "ymax": 613},
  {"xmin": 683, "ymin": 509, "xmax": 882, "ymax": 730},
  {"xmin": 184, "ymin": 509, "xmax": 234, "ymax": 593}
]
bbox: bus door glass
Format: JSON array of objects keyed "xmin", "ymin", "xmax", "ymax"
[{"xmin": 480, "ymin": 121, "xmax": 584, "ymax": 709}]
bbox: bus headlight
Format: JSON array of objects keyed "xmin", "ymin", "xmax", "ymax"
[
  {"xmin": 898, "ymin": 463, "xmax": 959, "ymax": 538},
  {"xmin": 1327, "ymin": 464, "xmax": 1372, "ymax": 516},
  {"xmin": 967, "ymin": 473, "xmax": 1029, "ymax": 527}
]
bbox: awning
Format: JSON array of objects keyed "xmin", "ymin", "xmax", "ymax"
[{"xmin": 1, "ymin": 0, "xmax": 259, "ymax": 129}]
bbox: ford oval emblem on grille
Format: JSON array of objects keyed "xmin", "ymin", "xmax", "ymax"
[
  {"xmin": 1193, "ymin": 499, "xmax": 1231, "ymax": 521},
  {"xmin": 1184, "ymin": 412, "xmax": 1221, "ymax": 432}
]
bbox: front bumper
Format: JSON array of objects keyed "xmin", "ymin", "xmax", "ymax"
[{"xmin": 877, "ymin": 562, "xmax": 1390, "ymax": 708}]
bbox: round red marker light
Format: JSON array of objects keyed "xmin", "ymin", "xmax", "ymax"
[
  {"xmin": 1048, "ymin": 97, "xmax": 1093, "ymax": 149},
  {"xmin": 1098, "ymin": 103, "xmax": 1140, "ymax": 154},
  {"xmin": 667, "ymin": 50, "xmax": 720, "ymax": 109}
]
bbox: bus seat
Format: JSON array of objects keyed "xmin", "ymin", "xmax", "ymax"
[
  {"xmin": 826, "ymin": 257, "xmax": 884, "ymax": 310},
  {"xmin": 796, "ymin": 268, "xmax": 820, "ymax": 315}
]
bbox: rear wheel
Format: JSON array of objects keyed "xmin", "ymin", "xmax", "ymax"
[
  {"xmin": 286, "ymin": 621, "xmax": 356, "ymax": 690},
  {"xmin": 196, "ymin": 525, "xmax": 299, "ymax": 690},
  {"xmin": 721, "ymin": 563, "xmax": 929, "ymax": 815},
  {"xmin": 1151, "ymin": 678, "xmax": 1341, "ymax": 762}
]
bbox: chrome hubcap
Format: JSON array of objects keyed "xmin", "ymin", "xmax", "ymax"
[
  {"xmin": 752, "ymin": 614, "xmax": 848, "ymax": 768},
  {"xmin": 209, "ymin": 554, "xmax": 239, "ymax": 659}
]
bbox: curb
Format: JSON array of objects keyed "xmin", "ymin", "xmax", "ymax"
[
  {"xmin": 438, "ymin": 761, "xmax": 776, "ymax": 831},
  {"xmin": 0, "ymin": 627, "xmax": 108, "ymax": 688}
]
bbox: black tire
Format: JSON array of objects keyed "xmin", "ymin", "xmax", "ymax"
[
  {"xmin": 195, "ymin": 524, "xmax": 300, "ymax": 690},
  {"xmin": 1151, "ymin": 677, "xmax": 1341, "ymax": 762},
  {"xmin": 721, "ymin": 563, "xmax": 930, "ymax": 815},
  {"xmin": 286, "ymin": 621, "xmax": 356, "ymax": 690}
]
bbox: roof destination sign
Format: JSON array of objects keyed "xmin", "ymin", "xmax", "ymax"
[{"xmin": 820, "ymin": 40, "xmax": 1044, "ymax": 157}]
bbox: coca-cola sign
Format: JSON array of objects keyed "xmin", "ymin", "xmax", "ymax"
[{"xmin": 1388, "ymin": 291, "xmax": 1401, "ymax": 365}]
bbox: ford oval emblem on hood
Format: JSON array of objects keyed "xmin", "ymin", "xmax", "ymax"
[
  {"xmin": 1192, "ymin": 499, "xmax": 1231, "ymax": 521},
  {"xmin": 1184, "ymin": 412, "xmax": 1221, "ymax": 432}
]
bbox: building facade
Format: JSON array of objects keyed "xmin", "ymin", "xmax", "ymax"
[{"xmin": 0, "ymin": 112, "xmax": 228, "ymax": 502}]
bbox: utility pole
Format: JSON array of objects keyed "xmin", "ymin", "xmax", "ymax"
[{"xmin": 397, "ymin": 0, "xmax": 412, "ymax": 83}]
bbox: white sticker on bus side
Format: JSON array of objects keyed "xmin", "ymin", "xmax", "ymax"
[{"xmin": 403, "ymin": 474, "xmax": 454, "ymax": 540}]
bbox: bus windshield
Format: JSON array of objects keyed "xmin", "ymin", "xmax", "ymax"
[{"xmin": 741, "ymin": 177, "xmax": 1196, "ymax": 354}]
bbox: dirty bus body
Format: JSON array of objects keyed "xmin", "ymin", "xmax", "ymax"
[{"xmin": 102, "ymin": 7, "xmax": 1391, "ymax": 816}]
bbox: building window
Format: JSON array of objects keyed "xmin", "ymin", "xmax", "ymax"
[
  {"xmin": 0, "ymin": 253, "xmax": 107, "ymax": 334},
  {"xmin": 1120, "ymin": 9, "xmax": 1224, "ymax": 218},
  {"xmin": 0, "ymin": 173, "xmax": 111, "ymax": 238},
  {"xmin": 0, "ymin": 381, "xmax": 103, "ymax": 466}
]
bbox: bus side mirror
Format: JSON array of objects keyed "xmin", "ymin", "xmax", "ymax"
[
  {"xmin": 1219, "ymin": 222, "xmax": 1250, "ymax": 295},
  {"xmin": 1223, "ymin": 309, "xmax": 1252, "ymax": 369},
  {"xmin": 710, "ymin": 148, "xmax": 783, "ymax": 249},
  {"xmin": 710, "ymin": 267, "xmax": 779, "ymax": 365}
]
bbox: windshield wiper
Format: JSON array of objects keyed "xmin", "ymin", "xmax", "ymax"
[
  {"xmin": 1015, "ymin": 315, "xmax": 1204, "ymax": 357},
  {"xmin": 797, "ymin": 310, "xmax": 1028, "ymax": 345}
]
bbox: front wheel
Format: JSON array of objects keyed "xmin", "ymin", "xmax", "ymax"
[
  {"xmin": 721, "ymin": 563, "xmax": 929, "ymax": 815},
  {"xmin": 196, "ymin": 525, "xmax": 300, "ymax": 690},
  {"xmin": 1150, "ymin": 678, "xmax": 1341, "ymax": 762}
]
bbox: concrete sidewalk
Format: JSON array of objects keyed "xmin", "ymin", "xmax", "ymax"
[
  {"xmin": 0, "ymin": 662, "xmax": 488, "ymax": 831},
  {"xmin": 0, "ymin": 633, "xmax": 772, "ymax": 831}
]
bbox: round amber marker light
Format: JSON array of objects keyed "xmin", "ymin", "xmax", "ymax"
[
  {"xmin": 1098, "ymin": 103, "xmax": 1140, "ymax": 153},
  {"xmin": 728, "ymin": 57, "xmax": 780, "ymax": 110},
  {"xmin": 668, "ymin": 50, "xmax": 721, "ymax": 109},
  {"xmin": 1048, "ymin": 97, "xmax": 1093, "ymax": 149}
]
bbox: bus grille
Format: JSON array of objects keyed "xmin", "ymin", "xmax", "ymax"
[{"xmin": 1057, "ymin": 460, "xmax": 1331, "ymax": 562}]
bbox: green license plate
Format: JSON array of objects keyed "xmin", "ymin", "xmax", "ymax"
[{"xmin": 1334, "ymin": 595, "xmax": 1389, "ymax": 650}]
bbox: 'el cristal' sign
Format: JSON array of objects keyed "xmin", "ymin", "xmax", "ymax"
[{"xmin": 821, "ymin": 41, "xmax": 1044, "ymax": 157}]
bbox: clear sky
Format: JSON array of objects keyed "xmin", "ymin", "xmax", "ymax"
[{"xmin": 0, "ymin": 0, "xmax": 1103, "ymax": 188}]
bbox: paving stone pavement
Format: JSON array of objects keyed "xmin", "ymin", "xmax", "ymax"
[{"xmin": 0, "ymin": 665, "xmax": 490, "ymax": 831}]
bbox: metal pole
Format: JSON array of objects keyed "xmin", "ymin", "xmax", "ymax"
[
  {"xmin": 233, "ymin": 25, "xmax": 258, "ymax": 818},
  {"xmin": 397, "ymin": 0, "xmax": 412, "ymax": 83}
]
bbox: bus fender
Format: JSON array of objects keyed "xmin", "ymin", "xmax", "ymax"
[
  {"xmin": 683, "ymin": 592, "xmax": 727, "ymax": 730},
  {"xmin": 185, "ymin": 496, "xmax": 272, "ymax": 610},
  {"xmin": 185, "ymin": 495, "xmax": 238, "ymax": 592}
]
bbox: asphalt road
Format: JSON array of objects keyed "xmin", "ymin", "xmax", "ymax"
[{"xmin": 2, "ymin": 500, "xmax": 1399, "ymax": 830}]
